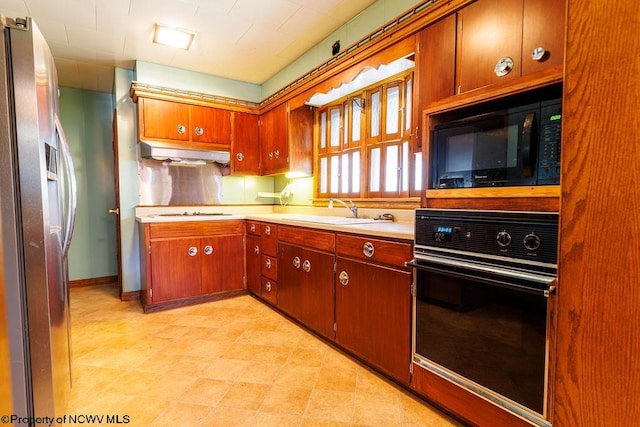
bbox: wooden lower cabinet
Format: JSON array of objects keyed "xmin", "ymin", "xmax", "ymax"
[
  {"xmin": 139, "ymin": 220, "xmax": 245, "ymax": 312},
  {"xmin": 278, "ymin": 243, "xmax": 335, "ymax": 339},
  {"xmin": 335, "ymin": 257, "xmax": 412, "ymax": 383},
  {"xmin": 149, "ymin": 237, "xmax": 202, "ymax": 302},
  {"xmin": 200, "ymin": 234, "xmax": 244, "ymax": 294}
]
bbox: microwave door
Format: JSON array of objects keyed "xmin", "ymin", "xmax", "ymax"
[{"xmin": 434, "ymin": 125, "xmax": 476, "ymax": 188}]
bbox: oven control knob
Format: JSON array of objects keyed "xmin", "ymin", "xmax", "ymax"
[
  {"xmin": 496, "ymin": 231, "xmax": 512, "ymax": 247},
  {"xmin": 524, "ymin": 233, "xmax": 541, "ymax": 251}
]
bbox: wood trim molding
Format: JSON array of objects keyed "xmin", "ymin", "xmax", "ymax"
[
  {"xmin": 69, "ymin": 275, "xmax": 118, "ymax": 288},
  {"xmin": 120, "ymin": 291, "xmax": 140, "ymax": 302}
]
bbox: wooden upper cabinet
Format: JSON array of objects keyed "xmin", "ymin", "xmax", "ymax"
[
  {"xmin": 259, "ymin": 103, "xmax": 287, "ymax": 174},
  {"xmin": 137, "ymin": 97, "xmax": 231, "ymax": 147},
  {"xmin": 259, "ymin": 102, "xmax": 313, "ymax": 176},
  {"xmin": 414, "ymin": 14, "xmax": 456, "ymax": 150},
  {"xmin": 231, "ymin": 112, "xmax": 260, "ymax": 175},
  {"xmin": 140, "ymin": 98, "xmax": 190, "ymax": 142},
  {"xmin": 190, "ymin": 105, "xmax": 231, "ymax": 145},
  {"xmin": 521, "ymin": 0, "xmax": 565, "ymax": 75},
  {"xmin": 456, "ymin": 0, "xmax": 523, "ymax": 94},
  {"xmin": 456, "ymin": 0, "xmax": 565, "ymax": 94}
]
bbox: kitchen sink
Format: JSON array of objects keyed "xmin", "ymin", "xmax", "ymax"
[{"xmin": 284, "ymin": 215, "xmax": 382, "ymax": 225}]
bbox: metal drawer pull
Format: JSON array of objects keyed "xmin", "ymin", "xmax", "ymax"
[
  {"xmin": 273, "ymin": 149, "xmax": 280, "ymax": 158},
  {"xmin": 265, "ymin": 259, "xmax": 272, "ymax": 269},
  {"xmin": 188, "ymin": 246, "xmax": 198, "ymax": 256},
  {"xmin": 494, "ymin": 57, "xmax": 514, "ymax": 77},
  {"xmin": 362, "ymin": 242, "xmax": 375, "ymax": 258},
  {"xmin": 302, "ymin": 260, "xmax": 311, "ymax": 272},
  {"xmin": 204, "ymin": 245, "xmax": 213, "ymax": 255},
  {"xmin": 177, "ymin": 124, "xmax": 186, "ymax": 134},
  {"xmin": 293, "ymin": 256, "xmax": 301, "ymax": 269},
  {"xmin": 254, "ymin": 245, "xmax": 260, "ymax": 254},
  {"xmin": 265, "ymin": 281, "xmax": 272, "ymax": 292},
  {"xmin": 236, "ymin": 152, "xmax": 245, "ymax": 161},
  {"xmin": 194, "ymin": 126, "xmax": 204, "ymax": 136},
  {"xmin": 265, "ymin": 225, "xmax": 271, "ymax": 236},
  {"xmin": 249, "ymin": 223, "xmax": 256, "ymax": 233},
  {"xmin": 339, "ymin": 271, "xmax": 349, "ymax": 286}
]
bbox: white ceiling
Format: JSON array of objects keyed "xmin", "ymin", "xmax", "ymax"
[{"xmin": 2, "ymin": 0, "xmax": 377, "ymax": 93}]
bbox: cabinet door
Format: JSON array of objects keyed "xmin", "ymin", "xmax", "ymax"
[
  {"xmin": 201, "ymin": 234, "xmax": 244, "ymax": 295},
  {"xmin": 278, "ymin": 244, "xmax": 335, "ymax": 339},
  {"xmin": 260, "ymin": 103, "xmax": 288, "ymax": 174},
  {"xmin": 522, "ymin": 0, "xmax": 565, "ymax": 75},
  {"xmin": 191, "ymin": 105, "xmax": 231, "ymax": 145},
  {"xmin": 456, "ymin": 0, "xmax": 523, "ymax": 93},
  {"xmin": 231, "ymin": 112, "xmax": 260, "ymax": 175},
  {"xmin": 415, "ymin": 14, "xmax": 456, "ymax": 149},
  {"xmin": 246, "ymin": 235, "xmax": 261, "ymax": 295},
  {"xmin": 299, "ymin": 247, "xmax": 335, "ymax": 339},
  {"xmin": 141, "ymin": 98, "xmax": 190, "ymax": 142},
  {"xmin": 150, "ymin": 238, "xmax": 201, "ymax": 302},
  {"xmin": 277, "ymin": 243, "xmax": 301, "ymax": 319},
  {"xmin": 335, "ymin": 258, "xmax": 412, "ymax": 383}
]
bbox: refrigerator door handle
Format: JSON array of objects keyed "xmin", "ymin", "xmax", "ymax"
[{"xmin": 55, "ymin": 114, "xmax": 77, "ymax": 258}]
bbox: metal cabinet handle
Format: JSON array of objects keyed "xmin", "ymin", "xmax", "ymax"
[
  {"xmin": 265, "ymin": 258, "xmax": 272, "ymax": 269},
  {"xmin": 274, "ymin": 150, "xmax": 280, "ymax": 158},
  {"xmin": 188, "ymin": 246, "xmax": 198, "ymax": 256},
  {"xmin": 362, "ymin": 242, "xmax": 375, "ymax": 258},
  {"xmin": 302, "ymin": 259, "xmax": 311, "ymax": 273},
  {"xmin": 494, "ymin": 57, "xmax": 514, "ymax": 77},
  {"xmin": 204, "ymin": 245, "xmax": 213, "ymax": 255},
  {"xmin": 339, "ymin": 271, "xmax": 349, "ymax": 286},
  {"xmin": 194, "ymin": 126, "xmax": 204, "ymax": 136},
  {"xmin": 268, "ymin": 151, "xmax": 274, "ymax": 160},
  {"xmin": 236, "ymin": 152, "xmax": 245, "ymax": 161},
  {"xmin": 254, "ymin": 245, "xmax": 260, "ymax": 254},
  {"xmin": 265, "ymin": 226, "xmax": 271, "ymax": 236},
  {"xmin": 531, "ymin": 46, "xmax": 546, "ymax": 61},
  {"xmin": 265, "ymin": 281, "xmax": 272, "ymax": 292},
  {"xmin": 177, "ymin": 124, "xmax": 186, "ymax": 134},
  {"xmin": 293, "ymin": 256, "xmax": 301, "ymax": 269},
  {"xmin": 249, "ymin": 223, "xmax": 256, "ymax": 233}
]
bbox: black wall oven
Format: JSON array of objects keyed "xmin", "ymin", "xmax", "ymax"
[{"xmin": 410, "ymin": 209, "xmax": 558, "ymax": 426}]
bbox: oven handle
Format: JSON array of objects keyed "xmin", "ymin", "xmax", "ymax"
[{"xmin": 405, "ymin": 257, "xmax": 557, "ymax": 297}]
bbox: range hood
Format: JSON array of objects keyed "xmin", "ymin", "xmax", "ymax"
[{"xmin": 139, "ymin": 140, "xmax": 230, "ymax": 165}]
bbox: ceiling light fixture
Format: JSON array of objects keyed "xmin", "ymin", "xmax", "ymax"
[{"xmin": 152, "ymin": 24, "xmax": 195, "ymax": 50}]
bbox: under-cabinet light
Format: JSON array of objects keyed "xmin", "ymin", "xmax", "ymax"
[{"xmin": 152, "ymin": 24, "xmax": 195, "ymax": 50}]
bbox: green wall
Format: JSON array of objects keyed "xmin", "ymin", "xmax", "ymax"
[{"xmin": 58, "ymin": 88, "xmax": 117, "ymax": 281}]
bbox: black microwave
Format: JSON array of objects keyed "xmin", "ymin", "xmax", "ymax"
[{"xmin": 431, "ymin": 98, "xmax": 561, "ymax": 189}]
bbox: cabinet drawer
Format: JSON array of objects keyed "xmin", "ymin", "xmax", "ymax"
[
  {"xmin": 278, "ymin": 225, "xmax": 335, "ymax": 252},
  {"xmin": 261, "ymin": 254, "xmax": 278, "ymax": 280},
  {"xmin": 148, "ymin": 220, "xmax": 244, "ymax": 239},
  {"xmin": 336, "ymin": 234, "xmax": 412, "ymax": 267},
  {"xmin": 261, "ymin": 277, "xmax": 277, "ymax": 305},
  {"xmin": 246, "ymin": 221, "xmax": 261, "ymax": 236},
  {"xmin": 261, "ymin": 223, "xmax": 278, "ymax": 256}
]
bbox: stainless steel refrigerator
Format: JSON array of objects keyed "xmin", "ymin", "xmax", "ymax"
[{"xmin": 0, "ymin": 15, "xmax": 77, "ymax": 421}]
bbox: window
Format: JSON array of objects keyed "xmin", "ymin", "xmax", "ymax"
[{"xmin": 316, "ymin": 70, "xmax": 419, "ymax": 201}]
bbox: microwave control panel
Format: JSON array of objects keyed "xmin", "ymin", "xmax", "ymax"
[{"xmin": 537, "ymin": 100, "xmax": 562, "ymax": 184}]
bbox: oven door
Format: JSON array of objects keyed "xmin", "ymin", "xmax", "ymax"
[{"xmin": 409, "ymin": 255, "xmax": 555, "ymax": 425}]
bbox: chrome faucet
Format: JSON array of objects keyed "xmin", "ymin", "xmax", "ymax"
[{"xmin": 329, "ymin": 198, "xmax": 358, "ymax": 218}]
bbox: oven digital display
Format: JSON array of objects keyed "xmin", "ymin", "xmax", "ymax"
[{"xmin": 433, "ymin": 225, "xmax": 453, "ymax": 242}]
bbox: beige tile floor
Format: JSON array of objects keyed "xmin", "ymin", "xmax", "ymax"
[{"xmin": 67, "ymin": 284, "xmax": 463, "ymax": 426}]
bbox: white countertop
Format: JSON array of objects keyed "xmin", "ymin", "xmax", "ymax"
[{"xmin": 135, "ymin": 206, "xmax": 415, "ymax": 240}]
